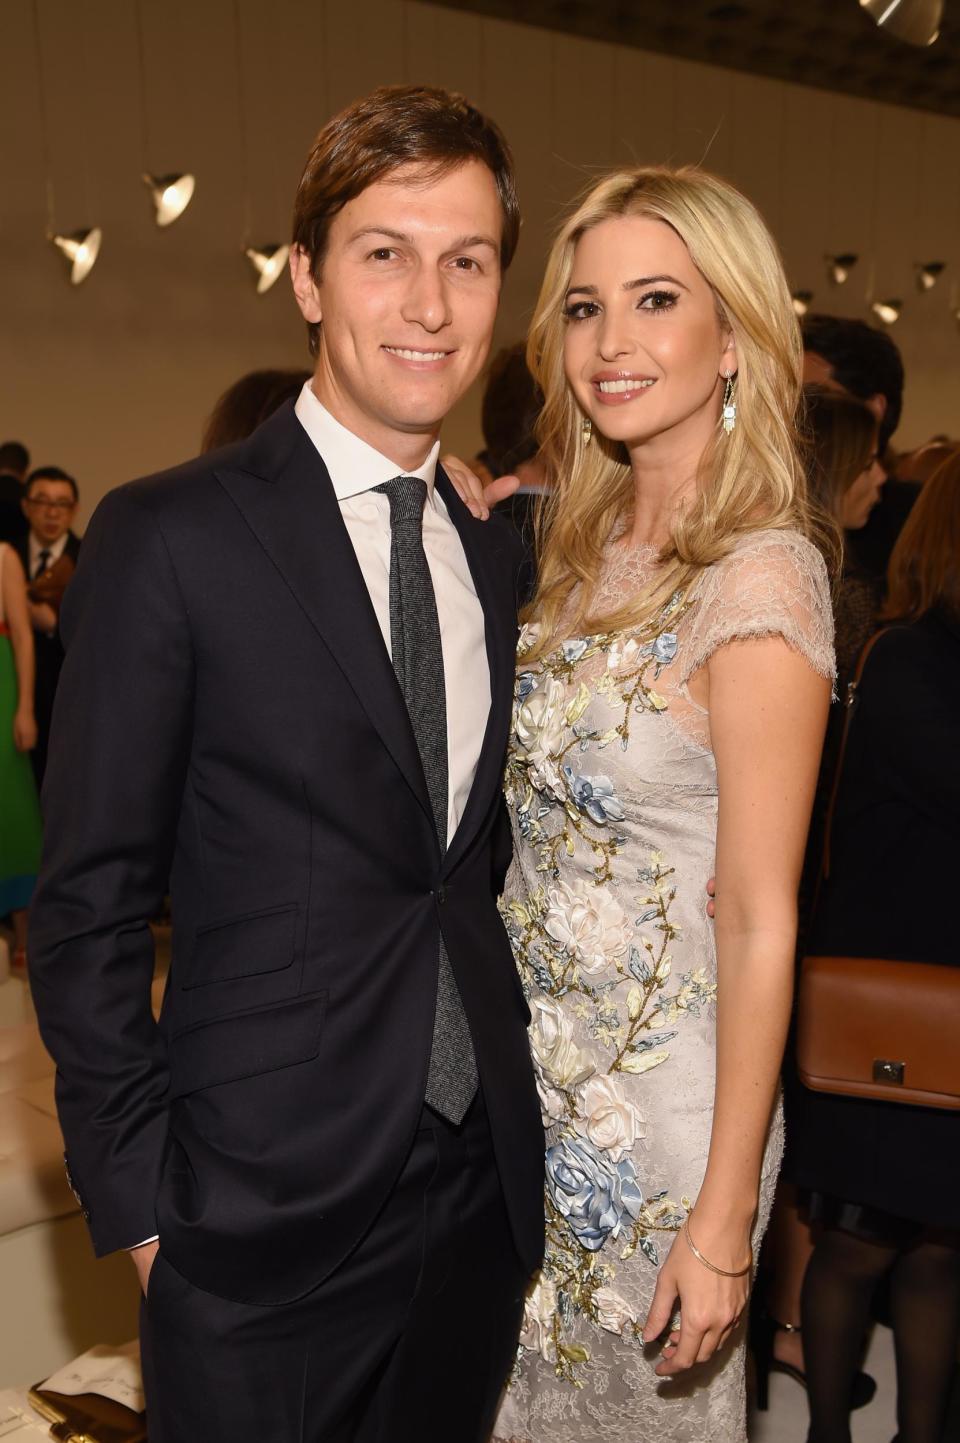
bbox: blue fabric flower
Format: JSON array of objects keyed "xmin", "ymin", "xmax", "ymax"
[
  {"xmin": 562, "ymin": 639, "xmax": 588, "ymax": 663},
  {"xmin": 652, "ymin": 632, "xmax": 678, "ymax": 665},
  {"xmin": 545, "ymin": 1136, "xmax": 644, "ymax": 1252},
  {"xmin": 562, "ymin": 766, "xmax": 626, "ymax": 824},
  {"xmin": 517, "ymin": 671, "xmax": 537, "ymax": 701}
]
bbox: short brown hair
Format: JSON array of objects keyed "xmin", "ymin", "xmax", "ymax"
[
  {"xmin": 292, "ymin": 84, "xmax": 520, "ymax": 357},
  {"xmin": 884, "ymin": 448, "xmax": 960, "ymax": 625}
]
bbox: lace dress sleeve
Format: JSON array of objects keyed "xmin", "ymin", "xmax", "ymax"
[{"xmin": 677, "ymin": 529, "xmax": 836, "ymax": 687}]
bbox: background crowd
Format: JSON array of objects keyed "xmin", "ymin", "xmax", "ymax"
[{"xmin": 1, "ymin": 304, "xmax": 957, "ymax": 1440}]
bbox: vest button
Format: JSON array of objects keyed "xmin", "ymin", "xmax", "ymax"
[{"xmin": 436, "ymin": 885, "xmax": 447, "ymax": 904}]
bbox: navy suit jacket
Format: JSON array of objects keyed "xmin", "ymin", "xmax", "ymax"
[{"xmin": 29, "ymin": 402, "xmax": 544, "ymax": 1304}]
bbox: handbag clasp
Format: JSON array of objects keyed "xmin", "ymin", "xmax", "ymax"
[{"xmin": 873, "ymin": 1059, "xmax": 905, "ymax": 1085}]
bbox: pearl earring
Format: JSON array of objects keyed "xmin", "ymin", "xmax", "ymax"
[
  {"xmin": 721, "ymin": 371, "xmax": 737, "ymax": 435},
  {"xmin": 581, "ymin": 415, "xmax": 593, "ymax": 445}
]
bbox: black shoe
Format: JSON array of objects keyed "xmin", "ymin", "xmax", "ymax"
[{"xmin": 749, "ymin": 1306, "xmax": 877, "ymax": 1412}]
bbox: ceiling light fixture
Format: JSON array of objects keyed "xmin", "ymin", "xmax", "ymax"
[
  {"xmin": 915, "ymin": 261, "xmax": 946, "ymax": 291},
  {"xmin": 791, "ymin": 290, "xmax": 814, "ymax": 317},
  {"xmin": 826, "ymin": 253, "xmax": 858, "ymax": 285},
  {"xmin": 245, "ymin": 243, "xmax": 290, "ymax": 295},
  {"xmin": 143, "ymin": 171, "xmax": 196, "ymax": 227},
  {"xmin": 860, "ymin": 0, "xmax": 943, "ymax": 48},
  {"xmin": 136, "ymin": 4, "xmax": 195, "ymax": 227},
  {"xmin": 51, "ymin": 227, "xmax": 102, "ymax": 285},
  {"xmin": 871, "ymin": 298, "xmax": 903, "ymax": 325}
]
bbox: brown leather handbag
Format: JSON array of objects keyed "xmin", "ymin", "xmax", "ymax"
[{"xmin": 796, "ymin": 628, "xmax": 960, "ymax": 1111}]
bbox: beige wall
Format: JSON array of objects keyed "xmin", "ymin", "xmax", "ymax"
[{"xmin": 2, "ymin": 0, "xmax": 958, "ymax": 529}]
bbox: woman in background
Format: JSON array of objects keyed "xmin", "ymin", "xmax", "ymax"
[
  {"xmin": 752, "ymin": 387, "xmax": 886, "ymax": 1414},
  {"xmin": 0, "ymin": 541, "xmax": 42, "ymax": 971},
  {"xmin": 493, "ymin": 165, "xmax": 834, "ymax": 1443},
  {"xmin": 803, "ymin": 385, "xmax": 885, "ymax": 684},
  {"xmin": 794, "ymin": 453, "xmax": 960, "ymax": 1443}
]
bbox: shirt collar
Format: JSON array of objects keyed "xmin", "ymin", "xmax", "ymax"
[
  {"xmin": 30, "ymin": 531, "xmax": 68, "ymax": 565},
  {"xmin": 294, "ymin": 382, "xmax": 440, "ymax": 502}
]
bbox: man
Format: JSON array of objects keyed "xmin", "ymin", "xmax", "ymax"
[
  {"xmin": 29, "ymin": 86, "xmax": 543, "ymax": 1443},
  {"xmin": 15, "ymin": 466, "xmax": 81, "ymax": 787},
  {"xmin": 0, "ymin": 439, "xmax": 30, "ymax": 547},
  {"xmin": 801, "ymin": 313, "xmax": 913, "ymax": 582}
]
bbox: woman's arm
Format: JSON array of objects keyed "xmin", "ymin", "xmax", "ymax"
[
  {"xmin": 2, "ymin": 546, "xmax": 38, "ymax": 751},
  {"xmin": 644, "ymin": 634, "xmax": 829, "ymax": 1374}
]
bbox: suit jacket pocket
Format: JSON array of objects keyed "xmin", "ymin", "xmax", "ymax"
[
  {"xmin": 168, "ymin": 990, "xmax": 327, "ymax": 1097},
  {"xmin": 185, "ymin": 903, "xmax": 300, "ymax": 989}
]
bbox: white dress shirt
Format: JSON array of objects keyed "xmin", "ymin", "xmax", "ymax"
[
  {"xmin": 129, "ymin": 392, "xmax": 491, "ymax": 1253},
  {"xmin": 294, "ymin": 382, "xmax": 490, "ymax": 850},
  {"xmin": 29, "ymin": 529, "xmax": 69, "ymax": 579}
]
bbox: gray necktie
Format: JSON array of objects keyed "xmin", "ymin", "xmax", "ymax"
[{"xmin": 375, "ymin": 475, "xmax": 478, "ymax": 1124}]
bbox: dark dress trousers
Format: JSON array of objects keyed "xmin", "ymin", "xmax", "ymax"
[
  {"xmin": 791, "ymin": 610, "xmax": 960, "ymax": 1228},
  {"xmin": 28, "ymin": 402, "xmax": 544, "ymax": 1440},
  {"xmin": 15, "ymin": 529, "xmax": 81, "ymax": 788}
]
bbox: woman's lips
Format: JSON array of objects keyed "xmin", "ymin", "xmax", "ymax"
[{"xmin": 591, "ymin": 376, "xmax": 658, "ymax": 405}]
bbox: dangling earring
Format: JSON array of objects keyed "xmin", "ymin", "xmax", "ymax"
[
  {"xmin": 721, "ymin": 370, "xmax": 737, "ymax": 434},
  {"xmin": 581, "ymin": 415, "xmax": 593, "ymax": 445}
]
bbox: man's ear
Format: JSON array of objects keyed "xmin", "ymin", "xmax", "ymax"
[
  {"xmin": 290, "ymin": 246, "xmax": 322, "ymax": 324},
  {"xmin": 867, "ymin": 392, "xmax": 888, "ymax": 425}
]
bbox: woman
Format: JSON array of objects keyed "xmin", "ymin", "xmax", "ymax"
[
  {"xmin": 794, "ymin": 453, "xmax": 960, "ymax": 1443},
  {"xmin": 803, "ymin": 385, "xmax": 885, "ymax": 685},
  {"xmin": 0, "ymin": 540, "xmax": 42, "ymax": 971},
  {"xmin": 491, "ymin": 166, "xmax": 835, "ymax": 1443},
  {"xmin": 754, "ymin": 386, "xmax": 888, "ymax": 1401}
]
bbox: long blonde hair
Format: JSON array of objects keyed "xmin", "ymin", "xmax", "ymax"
[{"xmin": 524, "ymin": 165, "xmax": 832, "ymax": 655}]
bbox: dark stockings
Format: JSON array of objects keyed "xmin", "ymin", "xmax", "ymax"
[{"xmin": 802, "ymin": 1224, "xmax": 960, "ymax": 1443}]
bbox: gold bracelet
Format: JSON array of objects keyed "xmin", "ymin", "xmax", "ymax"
[{"xmin": 682, "ymin": 1219, "xmax": 752, "ymax": 1278}]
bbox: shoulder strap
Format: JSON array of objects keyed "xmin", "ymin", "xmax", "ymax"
[{"xmin": 820, "ymin": 626, "xmax": 893, "ymax": 883}]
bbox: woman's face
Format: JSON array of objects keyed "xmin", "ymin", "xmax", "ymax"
[
  {"xmin": 562, "ymin": 215, "xmax": 736, "ymax": 455},
  {"xmin": 840, "ymin": 447, "xmax": 885, "ymax": 530}
]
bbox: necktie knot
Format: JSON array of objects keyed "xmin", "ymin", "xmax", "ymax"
[{"xmin": 374, "ymin": 475, "xmax": 427, "ymax": 527}]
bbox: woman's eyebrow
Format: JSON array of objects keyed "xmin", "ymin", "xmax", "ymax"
[{"xmin": 565, "ymin": 273, "xmax": 690, "ymax": 300}]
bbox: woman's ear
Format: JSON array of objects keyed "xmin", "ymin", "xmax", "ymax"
[{"xmin": 719, "ymin": 334, "xmax": 737, "ymax": 379}]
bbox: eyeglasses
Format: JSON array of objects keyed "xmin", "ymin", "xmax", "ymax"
[{"xmin": 26, "ymin": 496, "xmax": 75, "ymax": 512}]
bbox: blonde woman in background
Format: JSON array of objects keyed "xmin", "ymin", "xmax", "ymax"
[{"xmin": 492, "ymin": 167, "xmax": 835, "ymax": 1443}]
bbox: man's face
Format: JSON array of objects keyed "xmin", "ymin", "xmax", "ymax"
[
  {"xmin": 22, "ymin": 480, "xmax": 77, "ymax": 544},
  {"xmin": 291, "ymin": 160, "xmax": 503, "ymax": 462}
]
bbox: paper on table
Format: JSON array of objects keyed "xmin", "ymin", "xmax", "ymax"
[
  {"xmin": 0, "ymin": 1392, "xmax": 50, "ymax": 1438},
  {"xmin": 39, "ymin": 1341, "xmax": 144, "ymax": 1413}
]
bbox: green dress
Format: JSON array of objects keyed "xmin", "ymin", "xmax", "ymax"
[{"xmin": 0, "ymin": 545, "xmax": 43, "ymax": 913}]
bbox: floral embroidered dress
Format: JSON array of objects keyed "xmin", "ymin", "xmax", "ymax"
[{"xmin": 493, "ymin": 529, "xmax": 835, "ymax": 1443}]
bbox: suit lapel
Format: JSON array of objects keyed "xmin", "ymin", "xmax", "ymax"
[
  {"xmin": 214, "ymin": 407, "xmax": 434, "ymax": 833},
  {"xmin": 435, "ymin": 467, "xmax": 517, "ymax": 874}
]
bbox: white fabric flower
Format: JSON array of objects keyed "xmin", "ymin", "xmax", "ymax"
[
  {"xmin": 515, "ymin": 676, "xmax": 567, "ymax": 780},
  {"xmin": 594, "ymin": 1285, "xmax": 638, "ymax": 1336},
  {"xmin": 576, "ymin": 1074, "xmax": 646, "ymax": 1161},
  {"xmin": 544, "ymin": 879, "xmax": 631, "ymax": 975},
  {"xmin": 528, "ymin": 995, "xmax": 595, "ymax": 1122},
  {"xmin": 519, "ymin": 1275, "xmax": 558, "ymax": 1361}
]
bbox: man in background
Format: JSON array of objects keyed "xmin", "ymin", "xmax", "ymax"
[
  {"xmin": 801, "ymin": 314, "xmax": 912, "ymax": 583},
  {"xmin": 0, "ymin": 440, "xmax": 30, "ymax": 548},
  {"xmin": 16, "ymin": 467, "xmax": 81, "ymax": 787}
]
